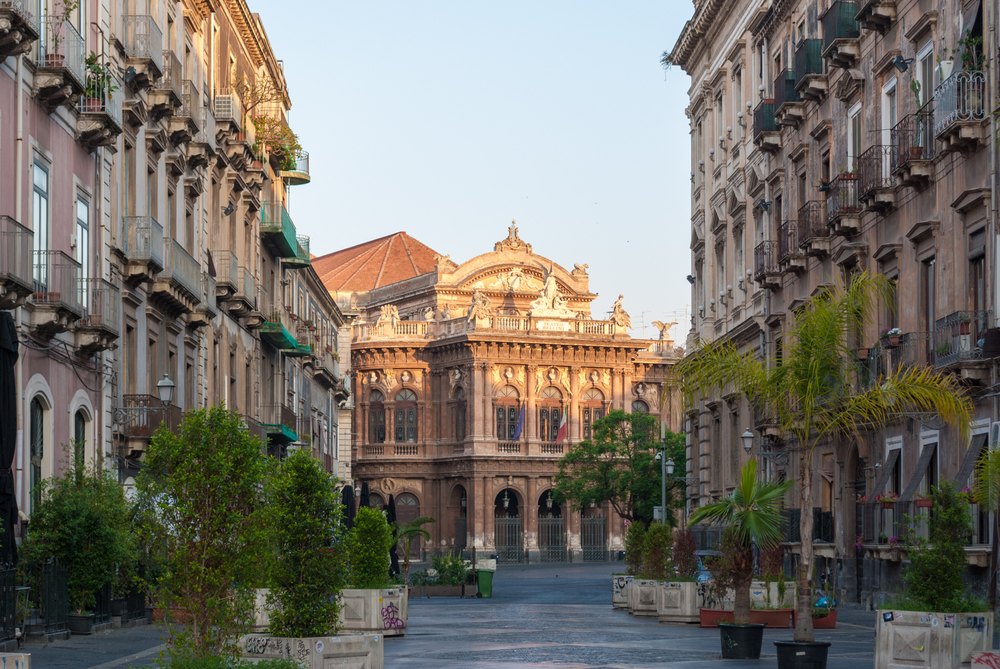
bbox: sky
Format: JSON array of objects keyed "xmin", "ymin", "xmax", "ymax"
[{"xmin": 256, "ymin": 1, "xmax": 692, "ymax": 341}]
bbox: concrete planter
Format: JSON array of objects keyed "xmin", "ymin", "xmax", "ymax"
[
  {"xmin": 875, "ymin": 609, "xmax": 993, "ymax": 669},
  {"xmin": 700, "ymin": 608, "xmax": 792, "ymax": 627},
  {"xmin": 425, "ymin": 585, "xmax": 463, "ymax": 597},
  {"xmin": 656, "ymin": 581, "xmax": 699, "ymax": 624},
  {"xmin": 340, "ymin": 588, "xmax": 408, "ymax": 637},
  {"xmin": 612, "ymin": 575, "xmax": 631, "ymax": 609},
  {"xmin": 628, "ymin": 579, "xmax": 659, "ymax": 617},
  {"xmin": 0, "ymin": 654, "xmax": 29, "ymax": 668},
  {"xmin": 750, "ymin": 581, "xmax": 796, "ymax": 608},
  {"xmin": 240, "ymin": 633, "xmax": 383, "ymax": 669}
]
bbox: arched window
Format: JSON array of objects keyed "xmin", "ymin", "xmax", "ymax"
[
  {"xmin": 632, "ymin": 400, "xmax": 649, "ymax": 413},
  {"xmin": 74, "ymin": 409, "xmax": 87, "ymax": 463},
  {"xmin": 539, "ymin": 387, "xmax": 562, "ymax": 442},
  {"xmin": 396, "ymin": 493, "xmax": 421, "ymax": 555},
  {"xmin": 369, "ymin": 390, "xmax": 386, "ymax": 444},
  {"xmin": 395, "ymin": 389, "xmax": 417, "ymax": 443},
  {"xmin": 369, "ymin": 492, "xmax": 385, "ymax": 509},
  {"xmin": 495, "ymin": 385, "xmax": 519, "ymax": 441},
  {"xmin": 453, "ymin": 387, "xmax": 466, "ymax": 442},
  {"xmin": 581, "ymin": 388, "xmax": 605, "ymax": 440},
  {"xmin": 30, "ymin": 398, "xmax": 44, "ymax": 513}
]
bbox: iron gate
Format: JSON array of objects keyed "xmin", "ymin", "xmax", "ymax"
[
  {"xmin": 582, "ymin": 516, "xmax": 607, "ymax": 561},
  {"xmin": 538, "ymin": 516, "xmax": 566, "ymax": 562},
  {"xmin": 494, "ymin": 516, "xmax": 523, "ymax": 564},
  {"xmin": 454, "ymin": 516, "xmax": 467, "ymax": 555}
]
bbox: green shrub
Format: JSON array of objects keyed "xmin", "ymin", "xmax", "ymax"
[
  {"xmin": 642, "ymin": 523, "xmax": 673, "ymax": 579},
  {"xmin": 347, "ymin": 506, "xmax": 393, "ymax": 589},
  {"xmin": 265, "ymin": 449, "xmax": 347, "ymax": 637},
  {"xmin": 168, "ymin": 657, "xmax": 300, "ymax": 669},
  {"xmin": 430, "ymin": 554, "xmax": 475, "ymax": 586},
  {"xmin": 672, "ymin": 528, "xmax": 699, "ymax": 581},
  {"xmin": 624, "ymin": 521, "xmax": 647, "ymax": 576}
]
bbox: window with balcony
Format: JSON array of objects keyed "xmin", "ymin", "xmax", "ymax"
[
  {"xmin": 32, "ymin": 162, "xmax": 49, "ymax": 287},
  {"xmin": 921, "ymin": 258, "xmax": 936, "ymax": 334},
  {"xmin": 539, "ymin": 387, "xmax": 562, "ymax": 442},
  {"xmin": 971, "ymin": 230, "xmax": 986, "ymax": 313},
  {"xmin": 394, "ymin": 389, "xmax": 417, "ymax": 443},
  {"xmin": 581, "ymin": 388, "xmax": 605, "ymax": 440},
  {"xmin": 847, "ymin": 103, "xmax": 862, "ymax": 170},
  {"xmin": 75, "ymin": 196, "xmax": 89, "ymax": 285},
  {"xmin": 917, "ymin": 43, "xmax": 934, "ymax": 102},
  {"xmin": 369, "ymin": 389, "xmax": 386, "ymax": 444},
  {"xmin": 496, "ymin": 385, "xmax": 519, "ymax": 441}
]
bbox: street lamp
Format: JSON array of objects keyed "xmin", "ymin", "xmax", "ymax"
[
  {"xmin": 741, "ymin": 428, "xmax": 755, "ymax": 455},
  {"xmin": 666, "ymin": 458, "xmax": 675, "ymax": 476},
  {"xmin": 156, "ymin": 374, "xmax": 175, "ymax": 406},
  {"xmin": 658, "ymin": 421, "xmax": 668, "ymax": 524},
  {"xmin": 502, "ymin": 490, "xmax": 510, "ymax": 510}
]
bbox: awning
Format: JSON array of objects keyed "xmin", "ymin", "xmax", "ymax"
[
  {"xmin": 955, "ymin": 433, "xmax": 988, "ymax": 489},
  {"xmin": 954, "ymin": 0, "xmax": 982, "ymax": 72},
  {"xmin": 868, "ymin": 448, "xmax": 901, "ymax": 498},
  {"xmin": 898, "ymin": 444, "xmax": 937, "ymax": 504}
]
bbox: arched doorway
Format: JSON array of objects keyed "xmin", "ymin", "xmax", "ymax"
[
  {"xmin": 395, "ymin": 493, "xmax": 421, "ymax": 557},
  {"xmin": 538, "ymin": 490, "xmax": 566, "ymax": 562},
  {"xmin": 582, "ymin": 502, "xmax": 607, "ymax": 562},
  {"xmin": 494, "ymin": 489, "xmax": 522, "ymax": 563},
  {"xmin": 450, "ymin": 485, "xmax": 467, "ymax": 555}
]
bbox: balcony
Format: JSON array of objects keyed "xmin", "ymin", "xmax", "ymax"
[
  {"xmin": 212, "ymin": 89, "xmax": 242, "ymax": 143},
  {"xmin": 118, "ymin": 395, "xmax": 181, "ymax": 458},
  {"xmin": 753, "ymin": 241, "xmax": 781, "ymax": 290},
  {"xmin": 225, "ymin": 123, "xmax": 255, "ymax": 172},
  {"xmin": 794, "ymin": 39, "xmax": 826, "ymax": 101},
  {"xmin": 796, "ymin": 201, "xmax": 829, "ymax": 257},
  {"xmin": 29, "ymin": 251, "xmax": 83, "ymax": 337},
  {"xmin": 152, "ymin": 239, "xmax": 201, "ymax": 314},
  {"xmin": 33, "ymin": 17, "xmax": 84, "ymax": 112},
  {"xmin": 279, "ymin": 150, "xmax": 310, "ymax": 186},
  {"xmin": 772, "ymin": 69, "xmax": 804, "ymax": 127},
  {"xmin": 188, "ymin": 272, "xmax": 217, "ymax": 329},
  {"xmin": 187, "ymin": 105, "xmax": 217, "ymax": 169},
  {"xmin": 168, "ymin": 80, "xmax": 200, "ymax": 145},
  {"xmin": 212, "ymin": 250, "xmax": 238, "ymax": 301},
  {"xmin": 822, "ymin": 1, "xmax": 860, "ymax": 68},
  {"xmin": 76, "ymin": 69, "xmax": 124, "ymax": 150},
  {"xmin": 120, "ymin": 216, "xmax": 164, "ymax": 285},
  {"xmin": 826, "ymin": 174, "xmax": 860, "ymax": 236},
  {"xmin": 752, "ymin": 100, "xmax": 780, "ymax": 153},
  {"xmin": 263, "ymin": 403, "xmax": 298, "ymax": 445},
  {"xmin": 243, "ymin": 415, "xmax": 268, "ymax": 451},
  {"xmin": 226, "ymin": 266, "xmax": 256, "ymax": 319},
  {"xmin": 148, "ymin": 49, "xmax": 181, "ymax": 121},
  {"xmin": 74, "ymin": 279, "xmax": 119, "ymax": 354},
  {"xmin": 777, "ymin": 221, "xmax": 805, "ymax": 274},
  {"xmin": 890, "ymin": 105, "xmax": 935, "ymax": 188},
  {"xmin": 313, "ymin": 345, "xmax": 341, "ymax": 390},
  {"xmin": 0, "ymin": 0, "xmax": 40, "ymax": 60},
  {"xmin": 0, "ymin": 215, "xmax": 34, "ymax": 309},
  {"xmin": 890, "ymin": 331, "xmax": 932, "ymax": 372},
  {"xmin": 934, "ymin": 71, "xmax": 987, "ymax": 153},
  {"xmin": 284, "ymin": 236, "xmax": 311, "ymax": 269},
  {"xmin": 260, "ymin": 201, "xmax": 298, "ymax": 258},
  {"xmin": 934, "ymin": 311, "xmax": 991, "ymax": 380},
  {"xmin": 857, "ymin": 145, "xmax": 895, "ymax": 213},
  {"xmin": 261, "ymin": 316, "xmax": 303, "ymax": 354},
  {"xmin": 121, "ymin": 15, "xmax": 163, "ymax": 89},
  {"xmin": 855, "ymin": 0, "xmax": 895, "ymax": 34}
]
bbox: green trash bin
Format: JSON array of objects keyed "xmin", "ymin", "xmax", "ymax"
[{"xmin": 477, "ymin": 569, "xmax": 494, "ymax": 598}]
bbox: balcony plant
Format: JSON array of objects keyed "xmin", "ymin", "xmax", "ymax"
[
  {"xmin": 875, "ymin": 491, "xmax": 900, "ymax": 509},
  {"xmin": 82, "ymin": 52, "xmax": 119, "ymax": 112},
  {"xmin": 880, "ymin": 327, "xmax": 902, "ymax": 347},
  {"xmin": 689, "ymin": 460, "xmax": 793, "ymax": 659},
  {"xmin": 43, "ymin": 0, "xmax": 81, "ymax": 67},
  {"xmin": 937, "ymin": 49, "xmax": 955, "ymax": 82},
  {"xmin": 677, "ymin": 270, "xmax": 972, "ymax": 667}
]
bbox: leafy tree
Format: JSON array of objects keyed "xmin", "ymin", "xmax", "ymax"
[
  {"xmin": 623, "ymin": 521, "xmax": 647, "ymax": 576},
  {"xmin": 137, "ymin": 406, "xmax": 270, "ymax": 660},
  {"xmin": 348, "ymin": 506, "xmax": 393, "ymax": 589},
  {"xmin": 642, "ymin": 523, "xmax": 673, "ymax": 579},
  {"xmin": 689, "ymin": 461, "xmax": 792, "ymax": 625},
  {"xmin": 264, "ymin": 449, "xmax": 346, "ymax": 638},
  {"xmin": 904, "ymin": 483, "xmax": 976, "ymax": 612},
  {"xmin": 393, "ymin": 516, "xmax": 435, "ymax": 585},
  {"xmin": 553, "ymin": 410, "xmax": 683, "ymax": 524},
  {"xmin": 22, "ymin": 451, "xmax": 135, "ymax": 613},
  {"xmin": 672, "ymin": 529, "xmax": 699, "ymax": 581},
  {"xmin": 678, "ymin": 271, "xmax": 972, "ymax": 641}
]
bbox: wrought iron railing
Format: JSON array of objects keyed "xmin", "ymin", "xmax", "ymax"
[
  {"xmin": 180, "ymin": 79, "xmax": 199, "ymax": 120},
  {"xmin": 753, "ymin": 241, "xmax": 778, "ymax": 282},
  {"xmin": 121, "ymin": 15, "xmax": 163, "ymax": 72},
  {"xmin": 1, "ymin": 0, "xmax": 40, "ymax": 33},
  {"xmin": 753, "ymin": 99, "xmax": 777, "ymax": 141},
  {"xmin": 0, "ymin": 215, "xmax": 33, "ymax": 294},
  {"xmin": 934, "ymin": 310, "xmax": 991, "ymax": 367},
  {"xmin": 78, "ymin": 278, "xmax": 119, "ymax": 334},
  {"xmin": 794, "ymin": 39, "xmax": 824, "ymax": 82},
  {"xmin": 263, "ymin": 403, "xmax": 297, "ymax": 432},
  {"xmin": 213, "ymin": 250, "xmax": 238, "ymax": 290},
  {"xmin": 121, "ymin": 216, "xmax": 165, "ymax": 268},
  {"xmin": 797, "ymin": 201, "xmax": 827, "ymax": 245},
  {"xmin": 80, "ymin": 69, "xmax": 124, "ymax": 127},
  {"xmin": 773, "ymin": 69, "xmax": 800, "ymax": 109},
  {"xmin": 0, "ymin": 566, "xmax": 14, "ymax": 641},
  {"xmin": 893, "ymin": 331, "xmax": 932, "ymax": 370},
  {"xmin": 119, "ymin": 395, "xmax": 182, "ymax": 438},
  {"xmin": 31, "ymin": 250, "xmax": 82, "ymax": 315},
  {"xmin": 158, "ymin": 239, "xmax": 201, "ymax": 298},
  {"xmin": 933, "ymin": 71, "xmax": 987, "ymax": 136},
  {"xmin": 197, "ymin": 272, "xmax": 217, "ymax": 317},
  {"xmin": 891, "ymin": 104, "xmax": 935, "ymax": 169},
  {"xmin": 236, "ymin": 267, "xmax": 256, "ymax": 308},
  {"xmin": 858, "ymin": 144, "xmax": 894, "ymax": 196},
  {"xmin": 24, "ymin": 560, "xmax": 67, "ymax": 635},
  {"xmin": 93, "ymin": 581, "xmax": 111, "ymax": 624},
  {"xmin": 826, "ymin": 174, "xmax": 860, "ymax": 221},
  {"xmin": 159, "ymin": 49, "xmax": 182, "ymax": 100},
  {"xmin": 823, "ymin": 1, "xmax": 860, "ymax": 48},
  {"xmin": 194, "ymin": 104, "xmax": 216, "ymax": 147},
  {"xmin": 37, "ymin": 16, "xmax": 84, "ymax": 85},
  {"xmin": 287, "ymin": 150, "xmax": 309, "ymax": 175},
  {"xmin": 777, "ymin": 221, "xmax": 798, "ymax": 261}
]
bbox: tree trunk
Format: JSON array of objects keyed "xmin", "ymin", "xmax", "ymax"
[
  {"xmin": 734, "ymin": 578, "xmax": 752, "ymax": 625},
  {"xmin": 795, "ymin": 455, "xmax": 816, "ymax": 643}
]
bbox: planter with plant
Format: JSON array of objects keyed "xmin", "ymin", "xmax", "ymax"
[
  {"xmin": 41, "ymin": 0, "xmax": 80, "ymax": 68},
  {"xmin": 873, "ymin": 483, "xmax": 992, "ymax": 669},
  {"xmin": 880, "ymin": 328, "xmax": 902, "ymax": 347},
  {"xmin": 656, "ymin": 528, "xmax": 702, "ymax": 624},
  {"xmin": 81, "ymin": 51, "xmax": 119, "ymax": 113},
  {"xmin": 342, "ymin": 506, "xmax": 407, "ymax": 637},
  {"xmin": 627, "ymin": 523, "xmax": 672, "ymax": 617},
  {"xmin": 407, "ymin": 554, "xmax": 475, "ymax": 598},
  {"xmin": 875, "ymin": 491, "xmax": 900, "ymax": 509},
  {"xmin": 689, "ymin": 461, "xmax": 793, "ymax": 659},
  {"xmin": 615, "ymin": 521, "xmax": 645, "ymax": 609}
]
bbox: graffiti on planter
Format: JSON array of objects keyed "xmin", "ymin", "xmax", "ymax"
[
  {"xmin": 696, "ymin": 581, "xmax": 719, "ymax": 610},
  {"xmin": 614, "ymin": 576, "xmax": 628, "ymax": 594},
  {"xmin": 972, "ymin": 652, "xmax": 1000, "ymax": 669},
  {"xmin": 967, "ymin": 616, "xmax": 988, "ymax": 630},
  {"xmin": 244, "ymin": 636, "xmax": 288, "ymax": 657},
  {"xmin": 382, "ymin": 602, "xmax": 405, "ymax": 629}
]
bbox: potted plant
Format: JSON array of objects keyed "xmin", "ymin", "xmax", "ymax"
[
  {"xmin": 875, "ymin": 491, "xmax": 900, "ymax": 509},
  {"xmin": 857, "ymin": 347, "xmax": 870, "ymax": 360},
  {"xmin": 630, "ymin": 522, "xmax": 672, "ymax": 617},
  {"xmin": 937, "ymin": 49, "xmax": 955, "ymax": 82},
  {"xmin": 657, "ymin": 528, "xmax": 702, "ymax": 624},
  {"xmin": 880, "ymin": 328, "xmax": 902, "ymax": 347},
  {"xmin": 342, "ymin": 505, "xmax": 407, "ymax": 636},
  {"xmin": 42, "ymin": 0, "xmax": 81, "ymax": 68},
  {"xmin": 915, "ymin": 493, "xmax": 933, "ymax": 508},
  {"xmin": 393, "ymin": 515, "xmax": 435, "ymax": 588},
  {"xmin": 82, "ymin": 52, "xmax": 119, "ymax": 113},
  {"xmin": 689, "ymin": 460, "xmax": 793, "ymax": 659},
  {"xmin": 817, "ymin": 179, "xmax": 830, "ymax": 192}
]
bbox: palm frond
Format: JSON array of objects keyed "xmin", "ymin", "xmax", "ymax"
[{"xmin": 974, "ymin": 448, "xmax": 1000, "ymax": 513}]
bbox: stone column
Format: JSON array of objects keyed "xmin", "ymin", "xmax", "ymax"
[
  {"xmin": 567, "ymin": 507, "xmax": 583, "ymax": 562},
  {"xmin": 525, "ymin": 477, "xmax": 539, "ymax": 563},
  {"xmin": 699, "ymin": 408, "xmax": 711, "ymax": 502},
  {"xmin": 483, "ymin": 476, "xmax": 495, "ymax": 551},
  {"xmin": 622, "ymin": 366, "xmax": 634, "ymax": 412},
  {"xmin": 469, "ymin": 474, "xmax": 485, "ymax": 552}
]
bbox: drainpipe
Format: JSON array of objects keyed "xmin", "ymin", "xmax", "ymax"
[{"xmin": 14, "ymin": 51, "xmax": 25, "ymax": 510}]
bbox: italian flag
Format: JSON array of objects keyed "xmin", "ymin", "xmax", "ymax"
[{"xmin": 555, "ymin": 402, "xmax": 568, "ymax": 443}]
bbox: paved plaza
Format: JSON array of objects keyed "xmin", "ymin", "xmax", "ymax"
[{"xmin": 24, "ymin": 562, "xmax": 876, "ymax": 668}]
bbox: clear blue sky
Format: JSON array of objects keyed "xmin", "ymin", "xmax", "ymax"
[{"xmin": 257, "ymin": 1, "xmax": 692, "ymax": 340}]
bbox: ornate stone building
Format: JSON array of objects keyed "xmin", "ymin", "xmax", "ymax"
[
  {"xmin": 673, "ymin": 0, "xmax": 997, "ymax": 603},
  {"xmin": 314, "ymin": 226, "xmax": 684, "ymax": 562}
]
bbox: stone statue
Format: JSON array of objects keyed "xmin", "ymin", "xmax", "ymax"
[
  {"xmin": 424, "ymin": 307, "xmax": 436, "ymax": 321},
  {"xmin": 467, "ymin": 289, "xmax": 493, "ymax": 322},
  {"xmin": 573, "ymin": 263, "xmax": 589, "ymax": 274},
  {"xmin": 610, "ymin": 294, "xmax": 631, "ymax": 330},
  {"xmin": 494, "ymin": 221, "xmax": 533, "ymax": 254},
  {"xmin": 652, "ymin": 320, "xmax": 677, "ymax": 341},
  {"xmin": 442, "ymin": 305, "xmax": 452, "ymax": 319},
  {"xmin": 375, "ymin": 304, "xmax": 399, "ymax": 330},
  {"xmin": 528, "ymin": 265, "xmax": 576, "ymax": 318}
]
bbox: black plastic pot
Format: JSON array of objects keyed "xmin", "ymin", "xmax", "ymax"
[
  {"xmin": 774, "ymin": 640, "xmax": 832, "ymax": 669},
  {"xmin": 67, "ymin": 612, "xmax": 94, "ymax": 635},
  {"xmin": 719, "ymin": 623, "xmax": 766, "ymax": 659},
  {"xmin": 144, "ymin": 605, "xmax": 155, "ymax": 624},
  {"xmin": 110, "ymin": 597, "xmax": 127, "ymax": 617}
]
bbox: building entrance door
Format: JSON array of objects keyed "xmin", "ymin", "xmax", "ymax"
[{"xmin": 582, "ymin": 515, "xmax": 607, "ymax": 561}]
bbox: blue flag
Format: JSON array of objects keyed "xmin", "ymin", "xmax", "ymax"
[{"xmin": 511, "ymin": 401, "xmax": 525, "ymax": 440}]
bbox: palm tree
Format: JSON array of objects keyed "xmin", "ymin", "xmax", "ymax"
[
  {"xmin": 677, "ymin": 270, "xmax": 972, "ymax": 643},
  {"xmin": 689, "ymin": 460, "xmax": 793, "ymax": 624},
  {"xmin": 974, "ymin": 447, "xmax": 1000, "ymax": 607},
  {"xmin": 393, "ymin": 516, "xmax": 435, "ymax": 585}
]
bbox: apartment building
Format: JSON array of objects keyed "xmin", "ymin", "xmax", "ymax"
[
  {"xmin": 0, "ymin": 0, "xmax": 347, "ymax": 522},
  {"xmin": 672, "ymin": 0, "xmax": 996, "ymax": 604}
]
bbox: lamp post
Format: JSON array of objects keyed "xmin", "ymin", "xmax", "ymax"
[
  {"xmin": 156, "ymin": 374, "xmax": 175, "ymax": 406},
  {"xmin": 658, "ymin": 422, "xmax": 667, "ymax": 524}
]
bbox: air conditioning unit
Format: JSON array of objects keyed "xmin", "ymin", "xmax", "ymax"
[{"xmin": 990, "ymin": 421, "xmax": 1000, "ymax": 450}]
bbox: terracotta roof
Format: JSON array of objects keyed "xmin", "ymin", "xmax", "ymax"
[{"xmin": 312, "ymin": 232, "xmax": 441, "ymax": 292}]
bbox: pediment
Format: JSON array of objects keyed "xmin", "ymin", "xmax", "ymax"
[{"xmin": 836, "ymin": 69, "xmax": 864, "ymax": 103}]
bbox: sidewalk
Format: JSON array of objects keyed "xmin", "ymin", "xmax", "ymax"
[{"xmin": 23, "ymin": 624, "xmax": 166, "ymax": 669}]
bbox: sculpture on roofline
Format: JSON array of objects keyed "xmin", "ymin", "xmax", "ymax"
[
  {"xmin": 375, "ymin": 304, "xmax": 399, "ymax": 330},
  {"xmin": 467, "ymin": 289, "xmax": 493, "ymax": 322},
  {"xmin": 610, "ymin": 294, "xmax": 631, "ymax": 331},
  {"xmin": 528, "ymin": 264, "xmax": 576, "ymax": 318}
]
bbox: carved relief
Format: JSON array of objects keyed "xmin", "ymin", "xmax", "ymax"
[
  {"xmin": 601, "ymin": 369, "xmax": 611, "ymax": 388},
  {"xmin": 559, "ymin": 368, "xmax": 571, "ymax": 395},
  {"xmin": 384, "ymin": 369, "xmax": 396, "ymax": 389},
  {"xmin": 515, "ymin": 367, "xmax": 525, "ymax": 389},
  {"xmin": 535, "ymin": 367, "xmax": 546, "ymax": 394},
  {"xmin": 494, "ymin": 222, "xmax": 533, "ymax": 254}
]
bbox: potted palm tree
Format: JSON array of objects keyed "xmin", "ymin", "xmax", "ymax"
[
  {"xmin": 677, "ymin": 270, "xmax": 972, "ymax": 669},
  {"xmin": 393, "ymin": 515, "xmax": 435, "ymax": 592},
  {"xmin": 689, "ymin": 460, "xmax": 793, "ymax": 659}
]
